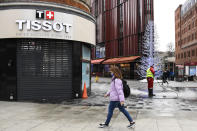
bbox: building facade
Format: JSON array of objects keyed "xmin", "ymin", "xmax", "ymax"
[
  {"xmin": 91, "ymin": 0, "xmax": 154, "ymax": 79},
  {"xmin": 0, "ymin": 0, "xmax": 95, "ymax": 102},
  {"xmin": 175, "ymin": 0, "xmax": 197, "ymax": 78}
]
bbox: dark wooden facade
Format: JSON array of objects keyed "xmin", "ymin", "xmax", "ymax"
[{"xmin": 91, "ymin": 0, "xmax": 154, "ymax": 59}]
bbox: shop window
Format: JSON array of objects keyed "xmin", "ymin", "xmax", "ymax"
[
  {"xmin": 82, "ymin": 45, "xmax": 91, "ymax": 61},
  {"xmin": 95, "ymin": 45, "xmax": 105, "ymax": 58},
  {"xmin": 82, "ymin": 45, "xmax": 91, "ymax": 90},
  {"xmin": 190, "ymin": 66, "xmax": 196, "ymax": 76},
  {"xmin": 120, "ymin": 64, "xmax": 130, "ymax": 79}
]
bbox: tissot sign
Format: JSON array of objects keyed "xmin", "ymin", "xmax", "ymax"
[
  {"xmin": 0, "ymin": 8, "xmax": 95, "ymax": 45},
  {"xmin": 16, "ymin": 10, "xmax": 72, "ymax": 33}
]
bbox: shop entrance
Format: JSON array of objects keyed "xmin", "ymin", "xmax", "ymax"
[
  {"xmin": 17, "ymin": 39, "xmax": 73, "ymax": 102},
  {"xmin": 0, "ymin": 40, "xmax": 17, "ymax": 100}
]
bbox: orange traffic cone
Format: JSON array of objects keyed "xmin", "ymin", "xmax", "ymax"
[{"xmin": 82, "ymin": 82, "xmax": 88, "ymax": 99}]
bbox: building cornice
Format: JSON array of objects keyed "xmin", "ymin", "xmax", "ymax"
[
  {"xmin": 0, "ymin": 1, "xmax": 95, "ymax": 23},
  {"xmin": 181, "ymin": 40, "xmax": 197, "ymax": 49}
]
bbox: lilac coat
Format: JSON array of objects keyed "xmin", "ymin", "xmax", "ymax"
[{"xmin": 107, "ymin": 78, "xmax": 125, "ymax": 102}]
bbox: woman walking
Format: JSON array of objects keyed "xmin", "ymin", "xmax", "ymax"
[{"xmin": 99, "ymin": 66, "xmax": 135, "ymax": 128}]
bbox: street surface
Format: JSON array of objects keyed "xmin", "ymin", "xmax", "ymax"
[{"xmin": 0, "ymin": 77, "xmax": 197, "ymax": 131}]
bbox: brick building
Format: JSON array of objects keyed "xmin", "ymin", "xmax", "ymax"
[
  {"xmin": 175, "ymin": 0, "xmax": 197, "ymax": 77},
  {"xmin": 91, "ymin": 0, "xmax": 154, "ymax": 79}
]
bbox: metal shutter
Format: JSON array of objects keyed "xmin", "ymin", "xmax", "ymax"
[{"xmin": 17, "ymin": 39, "xmax": 72, "ymax": 102}]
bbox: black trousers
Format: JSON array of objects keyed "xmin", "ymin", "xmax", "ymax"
[{"xmin": 148, "ymin": 88, "xmax": 153, "ymax": 97}]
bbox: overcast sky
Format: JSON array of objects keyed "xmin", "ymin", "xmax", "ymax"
[{"xmin": 155, "ymin": 0, "xmax": 186, "ymax": 52}]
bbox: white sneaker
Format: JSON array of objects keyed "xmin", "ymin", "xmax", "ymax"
[
  {"xmin": 99, "ymin": 123, "xmax": 108, "ymax": 128},
  {"xmin": 127, "ymin": 121, "xmax": 135, "ymax": 128}
]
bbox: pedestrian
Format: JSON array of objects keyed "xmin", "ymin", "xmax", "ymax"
[
  {"xmin": 162, "ymin": 70, "xmax": 168, "ymax": 84},
  {"xmin": 99, "ymin": 66, "xmax": 135, "ymax": 128},
  {"xmin": 166, "ymin": 70, "xmax": 170, "ymax": 80},
  {"xmin": 146, "ymin": 65, "xmax": 155, "ymax": 97}
]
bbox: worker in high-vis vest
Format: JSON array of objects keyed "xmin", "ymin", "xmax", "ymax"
[{"xmin": 146, "ymin": 65, "xmax": 155, "ymax": 97}]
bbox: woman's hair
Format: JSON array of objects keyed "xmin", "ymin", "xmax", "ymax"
[{"xmin": 110, "ymin": 66, "xmax": 123, "ymax": 79}]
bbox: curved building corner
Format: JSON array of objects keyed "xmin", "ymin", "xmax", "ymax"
[{"xmin": 0, "ymin": 0, "xmax": 95, "ymax": 102}]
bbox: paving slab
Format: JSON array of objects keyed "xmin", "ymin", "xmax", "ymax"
[{"xmin": 0, "ymin": 101, "xmax": 197, "ymax": 131}]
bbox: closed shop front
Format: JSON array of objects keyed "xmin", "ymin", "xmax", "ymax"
[
  {"xmin": 0, "ymin": 2, "xmax": 95, "ymax": 102},
  {"xmin": 17, "ymin": 39, "xmax": 72, "ymax": 102}
]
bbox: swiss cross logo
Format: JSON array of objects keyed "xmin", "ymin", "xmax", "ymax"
[{"xmin": 46, "ymin": 11, "xmax": 54, "ymax": 20}]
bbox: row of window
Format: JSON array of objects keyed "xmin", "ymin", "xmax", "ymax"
[
  {"xmin": 182, "ymin": 32, "xmax": 197, "ymax": 44},
  {"xmin": 176, "ymin": 48, "xmax": 197, "ymax": 59},
  {"xmin": 181, "ymin": 7, "xmax": 197, "ymax": 25},
  {"xmin": 181, "ymin": 20, "xmax": 197, "ymax": 35},
  {"xmin": 176, "ymin": 32, "xmax": 197, "ymax": 47},
  {"xmin": 176, "ymin": 19, "xmax": 197, "ymax": 39}
]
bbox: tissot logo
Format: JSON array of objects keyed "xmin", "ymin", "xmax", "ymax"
[
  {"xmin": 36, "ymin": 10, "xmax": 44, "ymax": 19},
  {"xmin": 36, "ymin": 10, "xmax": 54, "ymax": 20}
]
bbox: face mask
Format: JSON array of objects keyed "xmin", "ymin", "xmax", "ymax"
[{"xmin": 111, "ymin": 72, "xmax": 114, "ymax": 76}]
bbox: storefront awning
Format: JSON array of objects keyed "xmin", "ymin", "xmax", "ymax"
[
  {"xmin": 102, "ymin": 56, "xmax": 140, "ymax": 64},
  {"xmin": 91, "ymin": 58, "xmax": 105, "ymax": 64}
]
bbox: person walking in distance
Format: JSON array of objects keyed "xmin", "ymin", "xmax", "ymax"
[
  {"xmin": 99, "ymin": 66, "xmax": 135, "ymax": 128},
  {"xmin": 146, "ymin": 65, "xmax": 155, "ymax": 97}
]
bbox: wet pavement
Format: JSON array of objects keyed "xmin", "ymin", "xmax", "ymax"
[
  {"xmin": 1, "ymin": 100, "xmax": 197, "ymax": 131},
  {"xmin": 64, "ymin": 77, "xmax": 197, "ymax": 112},
  {"xmin": 0, "ymin": 77, "xmax": 197, "ymax": 131}
]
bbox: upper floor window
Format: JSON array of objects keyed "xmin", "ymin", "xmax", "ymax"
[
  {"xmin": 188, "ymin": 51, "xmax": 190, "ymax": 57},
  {"xmin": 196, "ymin": 48, "xmax": 197, "ymax": 56},
  {"xmin": 192, "ymin": 50, "xmax": 195, "ymax": 56}
]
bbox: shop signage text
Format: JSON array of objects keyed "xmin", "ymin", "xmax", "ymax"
[{"xmin": 16, "ymin": 20, "xmax": 72, "ymax": 32}]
